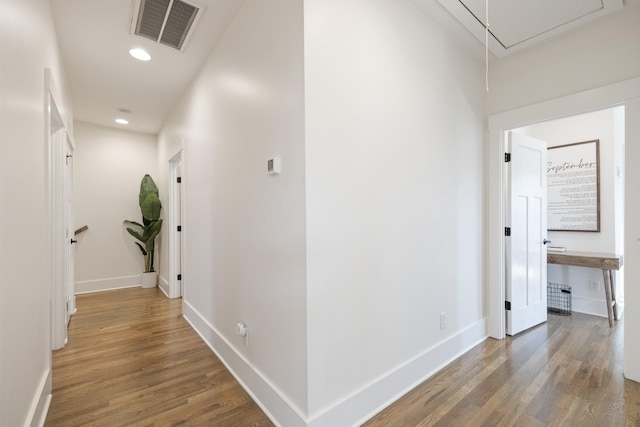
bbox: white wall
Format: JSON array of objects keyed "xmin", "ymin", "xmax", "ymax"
[
  {"xmin": 158, "ymin": 0, "xmax": 308, "ymax": 424},
  {"xmin": 624, "ymin": 96, "xmax": 640, "ymax": 382},
  {"xmin": 73, "ymin": 122, "xmax": 158, "ymax": 293},
  {"xmin": 0, "ymin": 0, "xmax": 73, "ymax": 425},
  {"xmin": 517, "ymin": 107, "xmax": 625, "ymax": 317},
  {"xmin": 488, "ymin": 1, "xmax": 640, "ymax": 115},
  {"xmin": 304, "ymin": 0, "xmax": 486, "ymax": 424}
]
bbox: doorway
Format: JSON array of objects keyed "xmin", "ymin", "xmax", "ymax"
[
  {"xmin": 168, "ymin": 150, "xmax": 183, "ymax": 299},
  {"xmin": 514, "ymin": 107, "xmax": 624, "ymax": 321},
  {"xmin": 46, "ymin": 69, "xmax": 75, "ymax": 350},
  {"xmin": 487, "ymin": 77, "xmax": 640, "ymax": 381}
]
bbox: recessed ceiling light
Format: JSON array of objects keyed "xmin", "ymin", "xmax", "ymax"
[
  {"xmin": 115, "ymin": 118, "xmax": 129, "ymax": 125},
  {"xmin": 129, "ymin": 48, "xmax": 151, "ymax": 61}
]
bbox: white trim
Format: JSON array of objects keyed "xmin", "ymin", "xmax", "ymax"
[
  {"xmin": 25, "ymin": 369, "xmax": 51, "ymax": 427},
  {"xmin": 623, "ymin": 96, "xmax": 640, "ymax": 382},
  {"xmin": 75, "ymin": 275, "xmax": 142, "ymax": 294},
  {"xmin": 182, "ymin": 300, "xmax": 306, "ymax": 427},
  {"xmin": 311, "ymin": 319, "xmax": 487, "ymax": 427},
  {"xmin": 571, "ymin": 295, "xmax": 610, "ymax": 319},
  {"xmin": 45, "ymin": 68, "xmax": 68, "ymax": 351},
  {"xmin": 168, "ymin": 149, "xmax": 183, "ymax": 299},
  {"xmin": 183, "ymin": 299, "xmax": 486, "ymax": 427},
  {"xmin": 158, "ymin": 274, "xmax": 170, "ymax": 297},
  {"xmin": 488, "ymin": 77, "xmax": 640, "ymax": 340}
]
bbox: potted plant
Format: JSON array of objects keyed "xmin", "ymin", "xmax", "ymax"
[{"xmin": 124, "ymin": 174, "xmax": 163, "ymax": 288}]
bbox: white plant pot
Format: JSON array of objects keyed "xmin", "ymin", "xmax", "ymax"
[{"xmin": 140, "ymin": 272, "xmax": 158, "ymax": 288}]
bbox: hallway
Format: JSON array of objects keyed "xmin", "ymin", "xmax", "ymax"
[
  {"xmin": 45, "ymin": 288, "xmax": 273, "ymax": 426},
  {"xmin": 45, "ymin": 286, "xmax": 640, "ymax": 426}
]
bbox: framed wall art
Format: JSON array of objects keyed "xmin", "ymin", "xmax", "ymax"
[{"xmin": 547, "ymin": 139, "xmax": 600, "ymax": 232}]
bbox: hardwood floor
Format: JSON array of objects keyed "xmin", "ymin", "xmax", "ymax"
[
  {"xmin": 45, "ymin": 287, "xmax": 273, "ymax": 427},
  {"xmin": 365, "ymin": 312, "xmax": 640, "ymax": 427},
  {"xmin": 46, "ymin": 288, "xmax": 640, "ymax": 426}
]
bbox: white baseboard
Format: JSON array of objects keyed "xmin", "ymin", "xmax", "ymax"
[
  {"xmin": 158, "ymin": 275, "xmax": 170, "ymax": 298},
  {"xmin": 312, "ymin": 318, "xmax": 487, "ymax": 427},
  {"xmin": 572, "ymin": 295, "xmax": 608, "ymax": 318},
  {"xmin": 75, "ymin": 275, "xmax": 140, "ymax": 294},
  {"xmin": 182, "ymin": 300, "xmax": 306, "ymax": 427},
  {"xmin": 26, "ymin": 369, "xmax": 51, "ymax": 427},
  {"xmin": 183, "ymin": 300, "xmax": 486, "ymax": 427}
]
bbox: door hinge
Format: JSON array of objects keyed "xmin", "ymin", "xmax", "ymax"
[
  {"xmin": 505, "ymin": 153, "xmax": 511, "ymax": 162},
  {"xmin": 505, "ymin": 227, "xmax": 511, "ymax": 236},
  {"xmin": 505, "ymin": 301, "xmax": 511, "ymax": 311},
  {"xmin": 177, "ymin": 177, "xmax": 182, "ymax": 183},
  {"xmin": 177, "ymin": 274, "xmax": 182, "ymax": 280},
  {"xmin": 177, "ymin": 225, "xmax": 182, "ymax": 232}
]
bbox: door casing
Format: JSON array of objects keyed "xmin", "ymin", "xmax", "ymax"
[{"xmin": 488, "ymin": 77, "xmax": 640, "ymax": 341}]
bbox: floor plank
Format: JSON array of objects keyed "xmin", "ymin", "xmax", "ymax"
[
  {"xmin": 46, "ymin": 289, "xmax": 640, "ymax": 426},
  {"xmin": 365, "ymin": 312, "xmax": 640, "ymax": 427},
  {"xmin": 45, "ymin": 287, "xmax": 273, "ymax": 427}
]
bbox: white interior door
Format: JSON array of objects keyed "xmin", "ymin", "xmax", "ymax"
[{"xmin": 506, "ymin": 131, "xmax": 548, "ymax": 336}]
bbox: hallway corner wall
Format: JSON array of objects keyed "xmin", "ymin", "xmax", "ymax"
[{"xmin": 158, "ymin": 0, "xmax": 308, "ymax": 424}]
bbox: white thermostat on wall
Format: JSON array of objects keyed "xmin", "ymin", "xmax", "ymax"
[{"xmin": 267, "ymin": 155, "xmax": 281, "ymax": 175}]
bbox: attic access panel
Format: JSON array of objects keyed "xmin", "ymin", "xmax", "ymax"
[
  {"xmin": 131, "ymin": 0, "xmax": 204, "ymax": 52},
  {"xmin": 432, "ymin": 0, "xmax": 623, "ymax": 56}
]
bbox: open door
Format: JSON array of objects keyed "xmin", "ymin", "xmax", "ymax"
[{"xmin": 506, "ymin": 131, "xmax": 549, "ymax": 336}]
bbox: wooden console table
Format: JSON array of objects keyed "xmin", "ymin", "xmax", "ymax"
[{"xmin": 547, "ymin": 251, "xmax": 623, "ymax": 327}]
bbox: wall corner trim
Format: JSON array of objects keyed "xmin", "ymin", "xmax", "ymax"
[
  {"xmin": 309, "ymin": 318, "xmax": 488, "ymax": 427},
  {"xmin": 184, "ymin": 300, "xmax": 487, "ymax": 427},
  {"xmin": 26, "ymin": 369, "xmax": 52, "ymax": 427},
  {"xmin": 182, "ymin": 300, "xmax": 307, "ymax": 427}
]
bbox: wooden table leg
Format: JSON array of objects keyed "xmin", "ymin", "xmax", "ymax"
[
  {"xmin": 608, "ymin": 269, "xmax": 618, "ymax": 321},
  {"xmin": 602, "ymin": 269, "xmax": 614, "ymax": 328}
]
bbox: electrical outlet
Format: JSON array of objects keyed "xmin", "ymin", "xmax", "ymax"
[
  {"xmin": 236, "ymin": 322, "xmax": 249, "ymax": 346},
  {"xmin": 589, "ymin": 280, "xmax": 600, "ymax": 292},
  {"xmin": 440, "ymin": 312, "xmax": 446, "ymax": 330}
]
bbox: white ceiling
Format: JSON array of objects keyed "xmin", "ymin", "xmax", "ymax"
[
  {"xmin": 51, "ymin": 0, "xmax": 245, "ymax": 134},
  {"xmin": 433, "ymin": 0, "xmax": 624, "ymax": 56},
  {"xmin": 51, "ymin": 0, "xmax": 627, "ymax": 135}
]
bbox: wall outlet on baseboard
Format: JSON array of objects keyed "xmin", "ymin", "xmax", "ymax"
[
  {"xmin": 440, "ymin": 312, "xmax": 446, "ymax": 330},
  {"xmin": 589, "ymin": 280, "xmax": 600, "ymax": 292}
]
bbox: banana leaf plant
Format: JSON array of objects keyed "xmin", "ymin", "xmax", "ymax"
[{"xmin": 124, "ymin": 174, "xmax": 163, "ymax": 272}]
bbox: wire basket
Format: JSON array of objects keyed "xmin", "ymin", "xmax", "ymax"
[{"xmin": 547, "ymin": 282, "xmax": 572, "ymax": 316}]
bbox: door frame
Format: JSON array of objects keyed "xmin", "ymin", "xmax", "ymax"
[
  {"xmin": 65, "ymin": 134, "xmax": 76, "ymax": 317},
  {"xmin": 168, "ymin": 149, "xmax": 184, "ymax": 299},
  {"xmin": 45, "ymin": 68, "xmax": 69, "ymax": 350},
  {"xmin": 488, "ymin": 77, "xmax": 640, "ymax": 341}
]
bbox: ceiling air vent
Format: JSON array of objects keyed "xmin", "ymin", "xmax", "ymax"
[{"xmin": 130, "ymin": 0, "xmax": 203, "ymax": 52}]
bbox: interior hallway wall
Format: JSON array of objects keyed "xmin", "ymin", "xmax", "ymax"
[
  {"xmin": 158, "ymin": 0, "xmax": 308, "ymax": 424},
  {"xmin": 73, "ymin": 121, "xmax": 158, "ymax": 294},
  {"xmin": 0, "ymin": 0, "xmax": 74, "ymax": 425},
  {"xmin": 304, "ymin": 0, "xmax": 486, "ymax": 423}
]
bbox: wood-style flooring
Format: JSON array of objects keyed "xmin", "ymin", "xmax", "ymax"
[
  {"xmin": 365, "ymin": 311, "xmax": 640, "ymax": 427},
  {"xmin": 46, "ymin": 288, "xmax": 640, "ymax": 426},
  {"xmin": 45, "ymin": 287, "xmax": 273, "ymax": 427}
]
